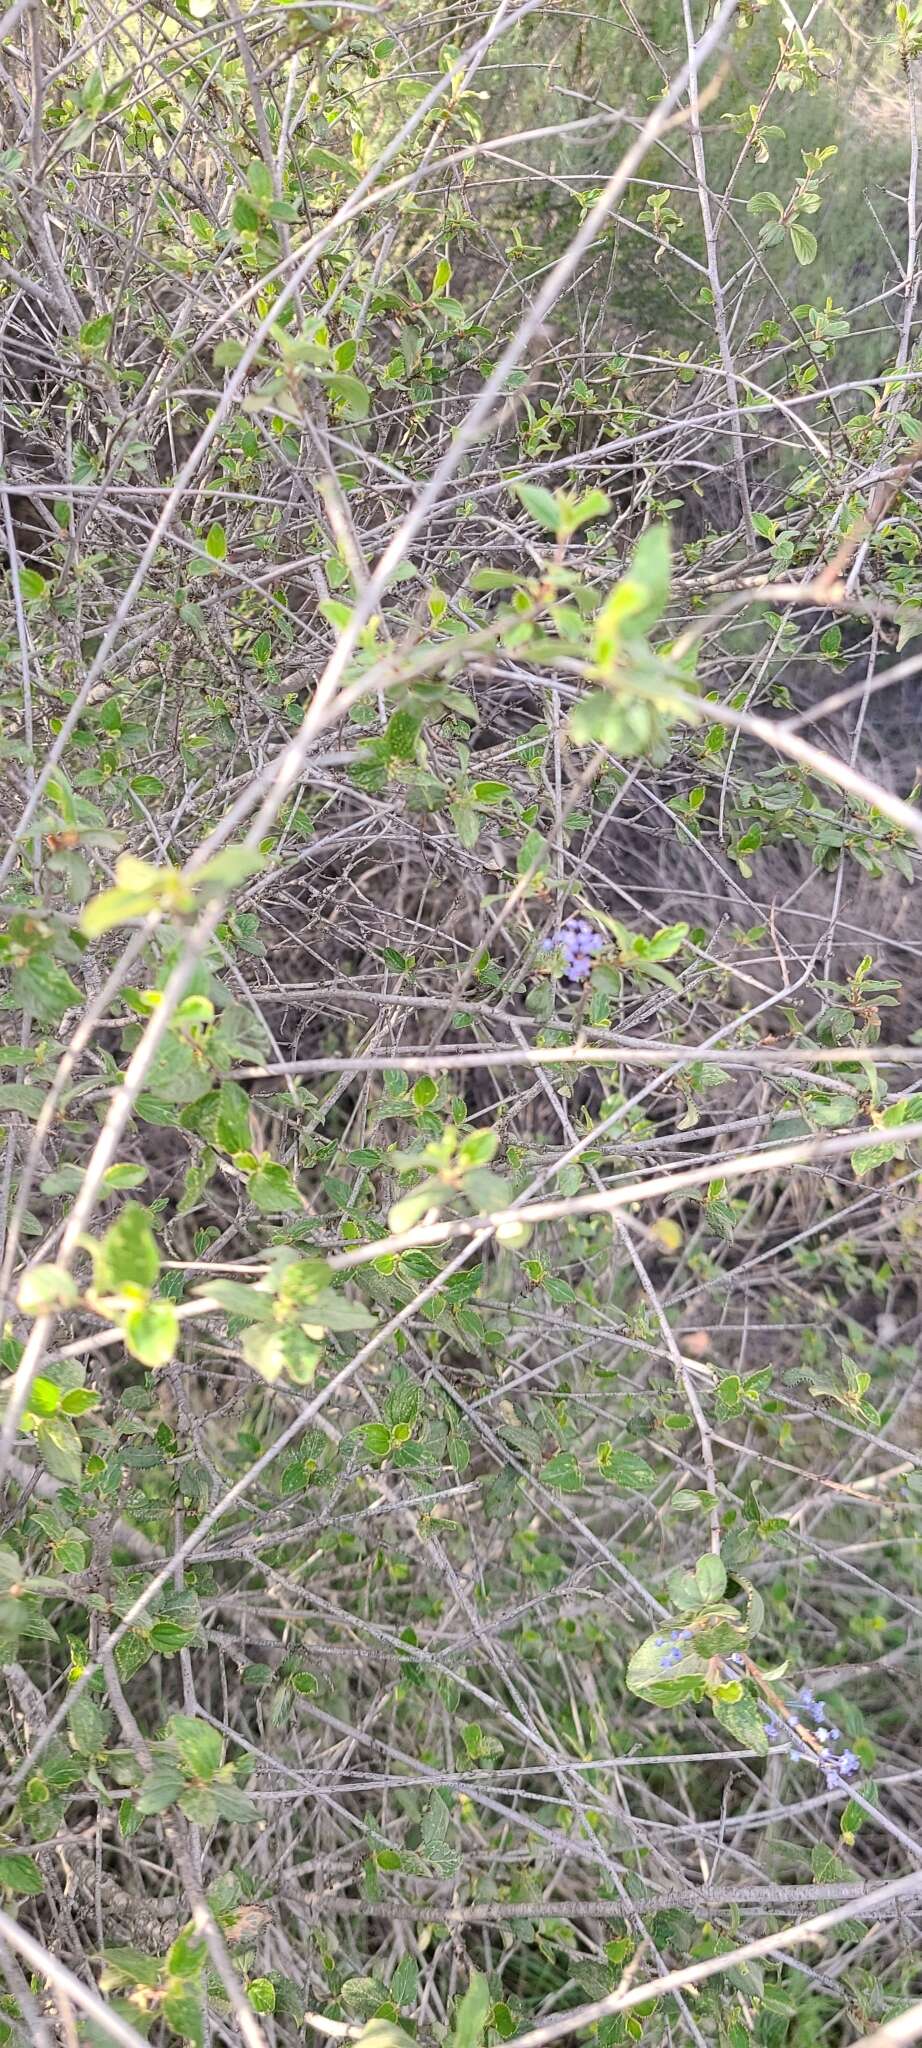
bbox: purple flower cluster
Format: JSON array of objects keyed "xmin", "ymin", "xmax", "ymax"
[
  {"xmin": 541, "ymin": 916, "xmax": 604, "ymax": 984},
  {"xmin": 655, "ymin": 1627, "xmax": 694, "ymax": 1668},
  {"xmin": 762, "ymin": 1686, "xmax": 860, "ymax": 1789}
]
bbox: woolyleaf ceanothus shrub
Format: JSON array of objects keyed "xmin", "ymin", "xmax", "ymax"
[{"xmin": 0, "ymin": 3, "xmax": 915, "ymax": 2043}]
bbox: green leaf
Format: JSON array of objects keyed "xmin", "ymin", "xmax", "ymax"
[
  {"xmin": 811, "ymin": 1843, "xmax": 852, "ymax": 1884},
  {"xmin": 182, "ymin": 1082, "xmax": 252, "ymax": 1154},
  {"xmin": 168, "ymin": 1714, "xmax": 223, "ymax": 1781},
  {"xmin": 747, "ymin": 189, "xmax": 782, "ymax": 216},
  {"xmin": 470, "ymin": 569, "xmax": 523, "ymax": 592},
  {"xmin": 167, "ymin": 1928, "xmax": 207, "ymax": 1978},
  {"xmin": 213, "ymin": 337, "xmax": 245, "ymax": 369},
  {"xmin": 516, "ymin": 829, "xmax": 548, "ymax": 883},
  {"xmin": 208, "ymin": 1003, "xmax": 272, "ymax": 1067},
  {"xmin": 840, "ymin": 1797, "xmax": 865, "ymax": 1843},
  {"xmin": 205, "ymin": 521, "xmax": 227, "ymax": 561},
  {"xmin": 197, "ymin": 1278, "xmax": 274, "ymax": 1321},
  {"xmin": 383, "ymin": 710, "xmax": 420, "ymax": 761},
  {"xmin": 569, "ymin": 687, "xmax": 659, "ymax": 757},
  {"xmin": 276, "ymin": 1260, "xmax": 333, "ymax": 1316},
  {"xmin": 628, "ymin": 522, "xmax": 671, "ymax": 617},
  {"xmin": 176, "ymin": 1153, "xmax": 215, "ymax": 1215},
  {"xmin": 645, "ymin": 921, "xmax": 688, "ymax": 961},
  {"xmin": 626, "ymin": 1630, "xmax": 709, "ymax": 1706},
  {"xmin": 12, "ymin": 951, "xmax": 82, "ymax": 1024},
  {"xmin": 80, "ymin": 854, "xmax": 192, "ymax": 937},
  {"xmin": 569, "ymin": 487, "xmax": 611, "ymax": 528},
  {"xmin": 149, "ymin": 1620, "xmax": 198, "ymax": 1653},
  {"xmin": 453, "ymin": 800, "xmax": 479, "ymax": 849},
  {"xmin": 388, "ymin": 1183, "xmax": 442, "ymax": 1233},
  {"xmin": 390, "ymin": 1958, "xmax": 418, "ymax": 2008},
  {"xmin": 304, "ymin": 144, "xmax": 359, "ymax": 186},
  {"xmin": 80, "ymin": 313, "xmax": 113, "ymax": 349},
  {"xmin": 35, "ymin": 1415, "xmax": 83, "ymax": 1485},
  {"xmin": 852, "ymin": 1137, "xmax": 902, "ymax": 1176},
  {"xmin": 711, "ymin": 1690, "xmax": 769, "ymax": 1753},
  {"xmin": 790, "ymin": 221, "xmax": 818, "ymax": 264},
  {"xmin": 123, "ymin": 1299, "xmax": 179, "ymax": 1368},
  {"xmin": 352, "ymin": 2025, "xmax": 415, "ymax": 2048},
  {"xmin": 17, "ymin": 1263, "xmax": 79, "ymax": 1315},
  {"xmin": 343, "ymin": 1979, "xmax": 388, "ymax": 2021},
  {"xmin": 327, "ymin": 372, "xmax": 371, "ymax": 419},
  {"xmin": 163, "ymin": 1983, "xmax": 205, "ymax": 2048},
  {"xmin": 695, "ymin": 1553, "xmax": 728, "ymax": 1602},
  {"xmin": 598, "ymin": 1446, "xmax": 655, "ymax": 1491},
  {"xmin": 136, "ymin": 1760, "xmax": 185, "ymax": 1814},
  {"xmin": 299, "ymin": 1288, "xmax": 374, "ymax": 1333},
  {"xmin": 69, "ymin": 1695, "xmax": 110, "ymax": 1754},
  {"xmin": 0, "ymin": 1079, "xmax": 46, "ymax": 1117},
  {"xmin": 356, "ymin": 1423, "xmax": 391, "ymax": 1461},
  {"xmin": 451, "ymin": 1972, "xmax": 491, "ymax": 2048},
  {"xmin": 24, "ymin": 1377, "xmax": 61, "ymax": 1416},
  {"xmin": 55, "ymin": 1532, "xmax": 88, "ymax": 1571},
  {"xmin": 457, "ymin": 1128, "xmax": 499, "ymax": 1169},
  {"xmin": 178, "ymin": 1782, "xmax": 219, "ymax": 1826},
  {"xmin": 100, "ymin": 1946, "xmax": 163, "ymax": 1991},
  {"xmin": 195, "ymin": 849, "xmax": 265, "ymax": 897},
  {"xmin": 593, "ymin": 524, "xmax": 671, "ymax": 665},
  {"xmin": 668, "ymin": 1567, "xmax": 704, "ymax": 1610},
  {"xmin": 0, "ymin": 1851, "xmax": 43, "ymax": 1895},
  {"xmin": 0, "ymin": 1549, "xmax": 21, "ymax": 1593},
  {"xmin": 248, "ymin": 1162, "xmax": 303, "ymax": 1214},
  {"xmin": 94, "ymin": 1203, "xmax": 160, "ymax": 1294},
  {"xmin": 232, "ymin": 192, "xmax": 261, "ymax": 232},
  {"xmin": 247, "ymin": 158, "xmax": 273, "ymax": 202},
  {"xmin": 241, "ymin": 1323, "xmax": 322, "ymax": 1385},
  {"xmin": 60, "ymin": 1388, "xmax": 99, "ymax": 1416},
  {"xmin": 461, "ymin": 1166, "xmax": 507, "ymax": 1212},
  {"xmin": 540, "ymin": 1451, "xmax": 582, "ymax": 1492},
  {"xmin": 210, "ymin": 1777, "xmax": 259, "ymax": 1823},
  {"xmin": 135, "ymin": 1034, "xmax": 209, "ymax": 1111},
  {"xmin": 514, "ymin": 483, "xmax": 562, "ymax": 533},
  {"xmin": 119, "ymin": 1802, "xmax": 145, "ymax": 1851},
  {"xmin": 103, "ymin": 1163, "xmax": 149, "ymax": 1189},
  {"xmin": 17, "ymin": 567, "xmax": 47, "ymax": 602}
]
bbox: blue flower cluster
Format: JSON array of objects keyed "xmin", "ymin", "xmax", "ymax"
[
  {"xmin": 541, "ymin": 916, "xmax": 604, "ymax": 984},
  {"xmin": 655, "ymin": 1627, "xmax": 694, "ymax": 1668},
  {"xmin": 762, "ymin": 1687, "xmax": 860, "ymax": 1788}
]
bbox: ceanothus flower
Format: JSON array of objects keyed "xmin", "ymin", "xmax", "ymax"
[
  {"xmin": 761, "ymin": 1688, "xmax": 861, "ymax": 1789},
  {"xmin": 540, "ymin": 915, "xmax": 605, "ymax": 984}
]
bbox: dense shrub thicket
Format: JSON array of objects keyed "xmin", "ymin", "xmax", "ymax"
[{"xmin": 1, "ymin": 1, "xmax": 922, "ymax": 2043}]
